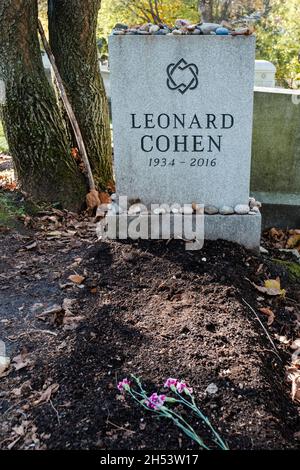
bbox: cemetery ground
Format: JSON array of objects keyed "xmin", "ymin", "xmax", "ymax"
[{"xmin": 0, "ymin": 173, "xmax": 299, "ymax": 451}]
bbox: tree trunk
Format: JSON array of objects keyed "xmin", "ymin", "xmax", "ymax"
[
  {"xmin": 0, "ymin": 0, "xmax": 87, "ymax": 211},
  {"xmin": 48, "ymin": 0, "xmax": 113, "ymax": 190},
  {"xmin": 199, "ymin": 1, "xmax": 214, "ymax": 22}
]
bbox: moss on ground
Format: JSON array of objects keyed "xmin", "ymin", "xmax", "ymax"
[
  {"xmin": 0, "ymin": 192, "xmax": 25, "ymax": 227},
  {"xmin": 273, "ymin": 259, "xmax": 300, "ymax": 282},
  {"xmin": 0, "ymin": 121, "xmax": 8, "ymax": 153}
]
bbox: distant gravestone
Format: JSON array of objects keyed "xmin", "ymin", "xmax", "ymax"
[{"xmin": 108, "ymin": 35, "xmax": 261, "ymax": 249}]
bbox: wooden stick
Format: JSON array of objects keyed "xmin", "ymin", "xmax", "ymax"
[
  {"xmin": 38, "ymin": 20, "xmax": 95, "ymax": 191},
  {"xmin": 242, "ymin": 298, "xmax": 282, "ymax": 362}
]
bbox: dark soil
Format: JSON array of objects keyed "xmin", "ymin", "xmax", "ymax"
[{"xmin": 0, "ymin": 220, "xmax": 299, "ymax": 450}]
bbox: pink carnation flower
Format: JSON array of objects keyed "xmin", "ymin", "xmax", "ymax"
[
  {"xmin": 117, "ymin": 378, "xmax": 131, "ymax": 391},
  {"xmin": 176, "ymin": 381, "xmax": 193, "ymax": 395},
  {"xmin": 146, "ymin": 393, "xmax": 166, "ymax": 410},
  {"xmin": 164, "ymin": 378, "xmax": 178, "ymax": 388}
]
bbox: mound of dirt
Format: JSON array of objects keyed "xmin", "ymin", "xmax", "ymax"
[{"xmin": 0, "ymin": 231, "xmax": 299, "ymax": 450}]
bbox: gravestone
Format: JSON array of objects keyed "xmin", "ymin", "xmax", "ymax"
[{"xmin": 108, "ymin": 35, "xmax": 261, "ymax": 249}]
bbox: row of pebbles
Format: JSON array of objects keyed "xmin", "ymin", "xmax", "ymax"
[
  {"xmin": 103, "ymin": 197, "xmax": 261, "ymax": 216},
  {"xmin": 112, "ymin": 19, "xmax": 254, "ymax": 37}
]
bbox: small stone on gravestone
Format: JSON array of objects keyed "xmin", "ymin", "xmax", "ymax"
[
  {"xmin": 113, "ymin": 23, "xmax": 128, "ymax": 31},
  {"xmin": 204, "ymin": 206, "xmax": 219, "ymax": 215},
  {"xmin": 234, "ymin": 204, "xmax": 250, "ymax": 215},
  {"xmin": 219, "ymin": 206, "xmax": 234, "ymax": 215}
]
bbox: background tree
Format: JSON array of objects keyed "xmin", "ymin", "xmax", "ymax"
[
  {"xmin": 255, "ymin": 0, "xmax": 300, "ymax": 87},
  {"xmin": 98, "ymin": 0, "xmax": 200, "ymax": 37},
  {"xmin": 0, "ymin": 0, "xmax": 87, "ymax": 210},
  {"xmin": 98, "ymin": 0, "xmax": 300, "ymax": 87},
  {"xmin": 48, "ymin": 0, "xmax": 113, "ymax": 190}
]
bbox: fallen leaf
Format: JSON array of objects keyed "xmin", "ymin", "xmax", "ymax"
[
  {"xmin": 116, "ymin": 394, "xmax": 125, "ymax": 402},
  {"xmin": 275, "ymin": 334, "xmax": 290, "ymax": 345},
  {"xmin": 62, "ymin": 230, "xmax": 77, "ymax": 237},
  {"xmin": 25, "ymin": 241, "xmax": 37, "ymax": 251},
  {"xmin": 12, "ymin": 381, "xmax": 32, "ymax": 397},
  {"xmin": 7, "ymin": 436, "xmax": 21, "ymax": 450},
  {"xmin": 68, "ymin": 274, "xmax": 85, "ymax": 285},
  {"xmin": 291, "ymin": 339, "xmax": 300, "ymax": 350},
  {"xmin": 3, "ymin": 181, "xmax": 17, "ymax": 191},
  {"xmin": 294, "ymin": 431, "xmax": 300, "ymax": 441},
  {"xmin": 33, "ymin": 383, "xmax": 59, "ymax": 406},
  {"xmin": 12, "ymin": 350, "xmax": 31, "ymax": 371},
  {"xmin": 36, "ymin": 304, "xmax": 63, "ymax": 325},
  {"xmin": 47, "ymin": 231, "xmax": 62, "ymax": 238},
  {"xmin": 286, "ymin": 233, "xmax": 300, "ymax": 251},
  {"xmin": 287, "ymin": 366, "xmax": 300, "ymax": 403},
  {"xmin": 99, "ymin": 192, "xmax": 111, "ymax": 204},
  {"xmin": 252, "ymin": 277, "xmax": 286, "ymax": 297},
  {"xmin": 107, "ymin": 180, "xmax": 116, "ymax": 193},
  {"xmin": 40, "ymin": 304, "xmax": 62, "ymax": 316},
  {"xmin": 63, "ymin": 315, "xmax": 85, "ymax": 329},
  {"xmin": 259, "ymin": 307, "xmax": 275, "ymax": 325},
  {"xmin": 256, "ymin": 263, "xmax": 264, "ymax": 274},
  {"xmin": 0, "ymin": 355, "xmax": 10, "ymax": 376},
  {"xmin": 86, "ymin": 190, "xmax": 101, "ymax": 213},
  {"xmin": 269, "ymin": 227, "xmax": 285, "ymax": 241},
  {"xmin": 265, "ymin": 278, "xmax": 283, "ymax": 291},
  {"xmin": 12, "ymin": 424, "xmax": 26, "ymax": 437},
  {"xmin": 62, "ymin": 298, "xmax": 76, "ymax": 316},
  {"xmin": 71, "ymin": 147, "xmax": 79, "ymax": 160}
]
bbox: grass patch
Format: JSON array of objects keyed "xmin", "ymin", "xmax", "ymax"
[
  {"xmin": 0, "ymin": 121, "xmax": 8, "ymax": 153},
  {"xmin": 0, "ymin": 192, "xmax": 25, "ymax": 227}
]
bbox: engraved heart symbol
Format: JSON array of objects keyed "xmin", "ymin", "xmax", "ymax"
[{"xmin": 167, "ymin": 58, "xmax": 199, "ymax": 95}]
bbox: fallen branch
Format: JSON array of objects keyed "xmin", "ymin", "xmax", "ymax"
[
  {"xmin": 106, "ymin": 420, "xmax": 136, "ymax": 434},
  {"xmin": 242, "ymin": 298, "xmax": 282, "ymax": 362},
  {"xmin": 7, "ymin": 329, "xmax": 58, "ymax": 341},
  {"xmin": 38, "ymin": 20, "xmax": 95, "ymax": 191}
]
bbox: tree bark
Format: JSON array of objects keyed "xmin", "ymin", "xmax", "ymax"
[
  {"xmin": 48, "ymin": 0, "xmax": 113, "ymax": 190},
  {"xmin": 0, "ymin": 0, "xmax": 87, "ymax": 211}
]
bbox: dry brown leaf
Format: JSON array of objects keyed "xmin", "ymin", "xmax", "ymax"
[
  {"xmin": 68, "ymin": 274, "xmax": 85, "ymax": 285},
  {"xmin": 291, "ymin": 339, "xmax": 300, "ymax": 350},
  {"xmin": 3, "ymin": 181, "xmax": 17, "ymax": 191},
  {"xmin": 86, "ymin": 189, "xmax": 101, "ymax": 212},
  {"xmin": 269, "ymin": 227, "xmax": 285, "ymax": 241},
  {"xmin": 286, "ymin": 233, "xmax": 300, "ymax": 250},
  {"xmin": 12, "ymin": 350, "xmax": 31, "ymax": 371},
  {"xmin": 47, "ymin": 231, "xmax": 62, "ymax": 238},
  {"xmin": 99, "ymin": 192, "xmax": 111, "ymax": 204},
  {"xmin": 287, "ymin": 366, "xmax": 300, "ymax": 403},
  {"xmin": 288, "ymin": 229, "xmax": 300, "ymax": 236},
  {"xmin": 62, "ymin": 298, "xmax": 76, "ymax": 316},
  {"xmin": 107, "ymin": 180, "xmax": 116, "ymax": 193},
  {"xmin": 0, "ymin": 355, "xmax": 10, "ymax": 377},
  {"xmin": 71, "ymin": 147, "xmax": 79, "ymax": 160},
  {"xmin": 33, "ymin": 383, "xmax": 59, "ymax": 406},
  {"xmin": 12, "ymin": 381, "xmax": 32, "ymax": 397},
  {"xmin": 36, "ymin": 304, "xmax": 64, "ymax": 325},
  {"xmin": 25, "ymin": 241, "xmax": 37, "ymax": 251},
  {"xmin": 252, "ymin": 277, "xmax": 286, "ymax": 297},
  {"xmin": 12, "ymin": 423, "xmax": 26, "ymax": 437},
  {"xmin": 275, "ymin": 334, "xmax": 290, "ymax": 345},
  {"xmin": 259, "ymin": 307, "xmax": 275, "ymax": 325},
  {"xmin": 7, "ymin": 436, "xmax": 21, "ymax": 450},
  {"xmin": 63, "ymin": 315, "xmax": 85, "ymax": 329}
]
